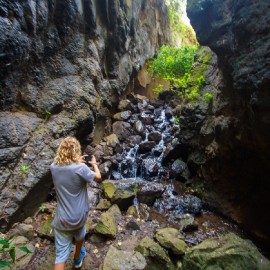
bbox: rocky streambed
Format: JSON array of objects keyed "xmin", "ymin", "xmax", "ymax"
[{"xmin": 1, "ymin": 94, "xmax": 270, "ymax": 269}]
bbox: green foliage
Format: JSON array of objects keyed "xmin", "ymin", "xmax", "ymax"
[
  {"xmin": 203, "ymin": 92, "xmax": 213, "ymax": 104},
  {"xmin": 0, "ymin": 237, "xmax": 32, "ymax": 268},
  {"xmin": 165, "ymin": 0, "xmax": 197, "ymax": 45},
  {"xmin": 44, "ymin": 109, "xmax": 51, "ymax": 121},
  {"xmin": 174, "ymin": 116, "xmax": 180, "ymax": 123},
  {"xmin": 149, "ymin": 45, "xmax": 197, "ymax": 78},
  {"xmin": 39, "ymin": 204, "xmax": 46, "ymax": 212},
  {"xmin": 19, "ymin": 165, "xmax": 29, "ymax": 175},
  {"xmin": 153, "ymin": 84, "xmax": 164, "ymax": 96},
  {"xmin": 197, "ymin": 75, "xmax": 206, "ymax": 86}
]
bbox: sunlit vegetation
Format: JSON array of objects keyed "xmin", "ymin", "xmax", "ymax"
[{"xmin": 165, "ymin": 0, "xmax": 197, "ymax": 46}]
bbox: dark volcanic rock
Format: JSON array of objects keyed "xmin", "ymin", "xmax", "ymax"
[{"xmin": 187, "ymin": 0, "xmax": 270, "ymax": 242}]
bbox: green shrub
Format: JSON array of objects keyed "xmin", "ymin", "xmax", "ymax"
[
  {"xmin": 153, "ymin": 84, "xmax": 164, "ymax": 96},
  {"xmin": 19, "ymin": 165, "xmax": 29, "ymax": 175}
]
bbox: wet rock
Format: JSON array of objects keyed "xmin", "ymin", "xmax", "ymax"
[
  {"xmin": 183, "ymin": 233, "xmax": 270, "ymax": 270},
  {"xmin": 171, "ymin": 159, "xmax": 190, "ymax": 182},
  {"xmin": 113, "ymin": 111, "xmax": 132, "ymax": 121},
  {"xmin": 126, "ymin": 218, "xmax": 141, "ymax": 231},
  {"xmin": 140, "ymin": 111, "xmax": 154, "ymax": 125},
  {"xmin": 100, "ymin": 246, "xmax": 146, "ymax": 270},
  {"xmin": 134, "ymin": 120, "xmax": 145, "ymax": 134},
  {"xmin": 127, "ymin": 204, "xmax": 150, "ymax": 221},
  {"xmin": 135, "ymin": 237, "xmax": 175, "ymax": 270},
  {"xmin": 95, "ymin": 212, "xmax": 116, "ymax": 238},
  {"xmin": 118, "ymin": 99, "xmax": 132, "ymax": 111},
  {"xmin": 112, "ymin": 121, "xmax": 133, "ymax": 142},
  {"xmin": 148, "ymin": 131, "xmax": 162, "ymax": 143},
  {"xmin": 154, "ymin": 194, "xmax": 202, "ymax": 216},
  {"xmin": 138, "ymin": 141, "xmax": 156, "ymax": 154},
  {"xmin": 165, "ymin": 107, "xmax": 173, "ymax": 118},
  {"xmin": 155, "ymin": 227, "xmax": 187, "ymax": 255},
  {"xmin": 99, "ymin": 161, "xmax": 113, "ymax": 179},
  {"xmin": 142, "ymin": 158, "xmax": 159, "ymax": 177},
  {"xmin": 126, "ymin": 135, "xmax": 142, "ymax": 145},
  {"xmin": 138, "ymin": 183, "xmax": 165, "ymax": 205}
]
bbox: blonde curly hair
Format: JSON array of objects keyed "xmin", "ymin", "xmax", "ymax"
[{"xmin": 54, "ymin": 136, "xmax": 82, "ymax": 165}]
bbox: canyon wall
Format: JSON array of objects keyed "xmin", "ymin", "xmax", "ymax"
[
  {"xmin": 0, "ymin": 0, "xmax": 171, "ymax": 230},
  {"xmin": 186, "ymin": 0, "xmax": 270, "ymax": 242}
]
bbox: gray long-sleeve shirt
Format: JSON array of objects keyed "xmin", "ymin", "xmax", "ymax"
[{"xmin": 50, "ymin": 162, "xmax": 96, "ymax": 231}]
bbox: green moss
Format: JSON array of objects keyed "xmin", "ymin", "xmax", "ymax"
[{"xmin": 102, "ymin": 181, "xmax": 117, "ymax": 199}]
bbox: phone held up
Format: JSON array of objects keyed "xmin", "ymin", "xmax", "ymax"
[{"xmin": 85, "ymin": 155, "xmax": 93, "ymax": 167}]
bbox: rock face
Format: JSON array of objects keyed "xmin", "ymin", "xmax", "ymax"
[
  {"xmin": 183, "ymin": 233, "xmax": 270, "ymax": 270},
  {"xmin": 0, "ymin": 0, "xmax": 172, "ymax": 231},
  {"xmin": 186, "ymin": 0, "xmax": 270, "ymax": 242}
]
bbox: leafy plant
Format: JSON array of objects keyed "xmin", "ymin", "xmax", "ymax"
[
  {"xmin": 0, "ymin": 237, "xmax": 32, "ymax": 268},
  {"xmin": 44, "ymin": 109, "xmax": 51, "ymax": 121},
  {"xmin": 174, "ymin": 116, "xmax": 180, "ymax": 123},
  {"xmin": 39, "ymin": 204, "xmax": 46, "ymax": 213},
  {"xmin": 197, "ymin": 75, "xmax": 206, "ymax": 87},
  {"xmin": 19, "ymin": 165, "xmax": 29, "ymax": 175},
  {"xmin": 148, "ymin": 45, "xmax": 197, "ymax": 78},
  {"xmin": 203, "ymin": 92, "xmax": 213, "ymax": 104}
]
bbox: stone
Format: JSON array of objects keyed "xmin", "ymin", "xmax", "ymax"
[
  {"xmin": 95, "ymin": 212, "xmax": 117, "ymax": 238},
  {"xmin": 36, "ymin": 215, "xmax": 54, "ymax": 240},
  {"xmin": 113, "ymin": 111, "xmax": 132, "ymax": 121},
  {"xmin": 148, "ymin": 131, "xmax": 162, "ymax": 143},
  {"xmin": 7, "ymin": 223, "xmax": 34, "ymax": 240},
  {"xmin": 135, "ymin": 237, "xmax": 175, "ymax": 270},
  {"xmin": 118, "ymin": 99, "xmax": 132, "ymax": 111},
  {"xmin": 112, "ymin": 121, "xmax": 133, "ymax": 142},
  {"xmin": 104, "ymin": 134, "xmax": 120, "ymax": 147},
  {"xmin": 155, "ymin": 227, "xmax": 187, "ymax": 255},
  {"xmin": 107, "ymin": 204, "xmax": 122, "ymax": 219},
  {"xmin": 127, "ymin": 204, "xmax": 150, "ymax": 221},
  {"xmin": 134, "ymin": 120, "xmax": 145, "ymax": 134},
  {"xmin": 137, "ymin": 183, "xmax": 165, "ymax": 206},
  {"xmin": 126, "ymin": 218, "xmax": 141, "ymax": 231},
  {"xmin": 100, "ymin": 246, "xmax": 147, "ymax": 270},
  {"xmin": 183, "ymin": 233, "xmax": 270, "ymax": 270},
  {"xmin": 96, "ymin": 199, "xmax": 112, "ymax": 210},
  {"xmin": 138, "ymin": 141, "xmax": 156, "ymax": 154}
]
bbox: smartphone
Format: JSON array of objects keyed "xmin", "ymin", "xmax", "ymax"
[{"xmin": 85, "ymin": 155, "xmax": 92, "ymax": 166}]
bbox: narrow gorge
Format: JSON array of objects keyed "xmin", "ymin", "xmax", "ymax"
[{"xmin": 0, "ymin": 0, "xmax": 270, "ymax": 269}]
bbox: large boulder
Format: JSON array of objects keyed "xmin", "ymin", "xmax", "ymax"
[
  {"xmin": 155, "ymin": 227, "xmax": 187, "ymax": 255},
  {"xmin": 135, "ymin": 237, "xmax": 175, "ymax": 270},
  {"xmin": 183, "ymin": 233, "xmax": 270, "ymax": 270},
  {"xmin": 95, "ymin": 212, "xmax": 116, "ymax": 238},
  {"xmin": 100, "ymin": 246, "xmax": 147, "ymax": 270}
]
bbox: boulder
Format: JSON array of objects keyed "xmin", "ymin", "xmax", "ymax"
[
  {"xmin": 135, "ymin": 237, "xmax": 175, "ymax": 270},
  {"xmin": 112, "ymin": 121, "xmax": 133, "ymax": 142},
  {"xmin": 107, "ymin": 204, "xmax": 122, "ymax": 219},
  {"xmin": 127, "ymin": 204, "xmax": 150, "ymax": 221},
  {"xmin": 96, "ymin": 199, "xmax": 112, "ymax": 210},
  {"xmin": 118, "ymin": 99, "xmax": 132, "ymax": 111},
  {"xmin": 101, "ymin": 246, "xmax": 146, "ymax": 270},
  {"xmin": 155, "ymin": 227, "xmax": 187, "ymax": 255},
  {"xmin": 183, "ymin": 233, "xmax": 270, "ymax": 270},
  {"xmin": 104, "ymin": 134, "xmax": 120, "ymax": 147},
  {"xmin": 113, "ymin": 111, "xmax": 132, "ymax": 121},
  {"xmin": 95, "ymin": 212, "xmax": 117, "ymax": 238}
]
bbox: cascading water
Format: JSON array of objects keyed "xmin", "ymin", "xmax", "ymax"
[{"xmin": 114, "ymin": 106, "xmax": 175, "ymax": 181}]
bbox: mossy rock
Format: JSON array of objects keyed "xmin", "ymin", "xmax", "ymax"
[
  {"xmin": 100, "ymin": 246, "xmax": 146, "ymax": 270},
  {"xmin": 155, "ymin": 227, "xmax": 187, "ymax": 255},
  {"xmin": 107, "ymin": 204, "xmax": 122, "ymax": 219},
  {"xmin": 183, "ymin": 233, "xmax": 270, "ymax": 270},
  {"xmin": 135, "ymin": 237, "xmax": 176, "ymax": 270},
  {"xmin": 95, "ymin": 212, "xmax": 116, "ymax": 238},
  {"xmin": 37, "ymin": 215, "xmax": 54, "ymax": 240},
  {"xmin": 96, "ymin": 199, "xmax": 112, "ymax": 210},
  {"xmin": 102, "ymin": 181, "xmax": 117, "ymax": 199}
]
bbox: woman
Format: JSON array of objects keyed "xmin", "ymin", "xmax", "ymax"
[{"xmin": 50, "ymin": 136, "xmax": 101, "ymax": 270}]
